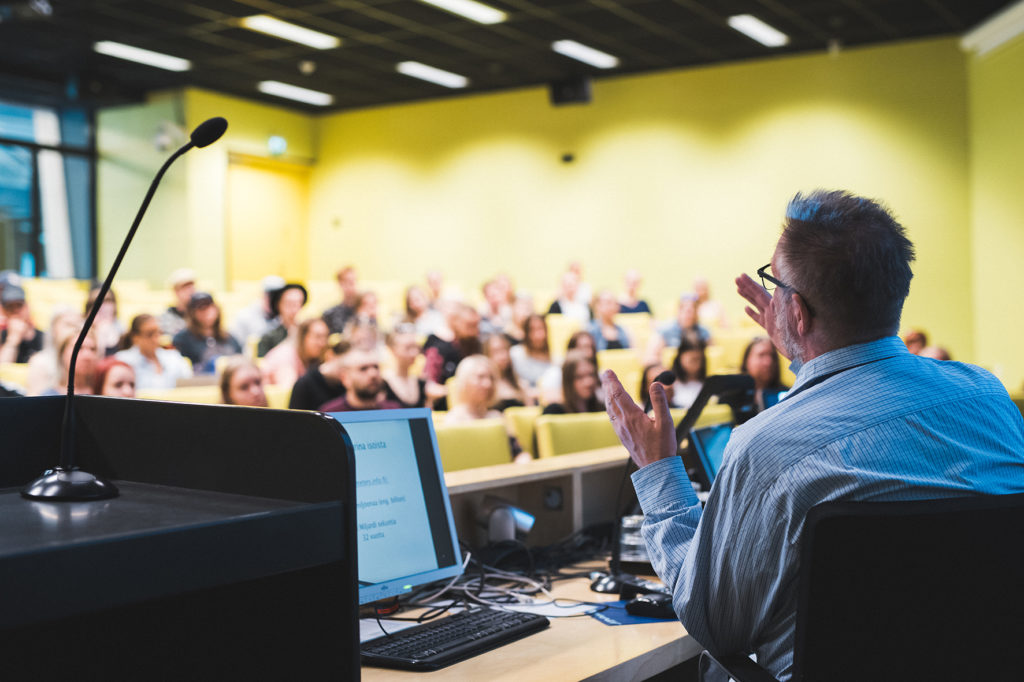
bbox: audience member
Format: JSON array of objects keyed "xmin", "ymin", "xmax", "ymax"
[
  {"xmin": 159, "ymin": 268, "xmax": 196, "ymax": 337},
  {"xmin": 546, "ymin": 271, "xmax": 590, "ymax": 325},
  {"xmin": 402, "ymin": 285, "xmax": 445, "ymax": 338},
  {"xmin": 619, "ymin": 269, "xmax": 652, "ymax": 314},
  {"xmin": 320, "ymin": 346, "xmax": 401, "ymax": 412},
  {"xmin": 219, "ymin": 356, "xmax": 268, "ymax": 407},
  {"xmin": 542, "ymin": 350, "xmax": 604, "ymax": 415},
  {"xmin": 670, "ymin": 335, "xmax": 707, "ymax": 409},
  {"xmin": 603, "ymin": 189, "xmax": 1024, "ymax": 680},
  {"xmin": 172, "ymin": 292, "xmax": 242, "ymax": 374},
  {"xmin": 509, "ymin": 313, "xmax": 555, "ymax": 388},
  {"xmin": 484, "ymin": 334, "xmax": 531, "ymax": 409},
  {"xmin": 425, "ymin": 269, "xmax": 446, "ymax": 307},
  {"xmin": 903, "ymin": 329, "xmax": 928, "ymax": 354},
  {"xmin": 658, "ymin": 294, "xmax": 711, "ymax": 351},
  {"xmin": 84, "ymin": 285, "xmax": 124, "ymax": 357},
  {"xmin": 567, "ymin": 261, "xmax": 593, "ymax": 309},
  {"xmin": 322, "ymin": 266, "xmax": 360, "ymax": 334},
  {"xmin": 503, "ymin": 293, "xmax": 534, "ymax": 344},
  {"xmin": 446, "ymin": 355, "xmax": 502, "ymax": 422},
  {"xmin": 351, "ymin": 290, "xmax": 380, "ymax": 328},
  {"xmin": 919, "ymin": 345, "xmax": 951, "ymax": 361},
  {"xmin": 257, "ymin": 283, "xmax": 308, "ymax": 357},
  {"xmin": 0, "ymin": 283, "xmax": 43, "ymax": 364},
  {"xmin": 693, "ymin": 276, "xmax": 727, "ymax": 329},
  {"xmin": 26, "ymin": 307, "xmax": 83, "ymax": 396},
  {"xmin": 116, "ymin": 313, "xmax": 192, "ymax": 390},
  {"xmin": 423, "ymin": 303, "xmax": 482, "ymax": 387},
  {"xmin": 588, "ymin": 290, "xmax": 631, "ymax": 351},
  {"xmin": 262, "ymin": 317, "xmax": 329, "ymax": 387},
  {"xmin": 43, "ymin": 329, "xmax": 98, "ymax": 396},
  {"xmin": 479, "ymin": 279, "xmax": 511, "ymax": 339},
  {"xmin": 382, "ymin": 325, "xmax": 440, "ymax": 408},
  {"xmin": 92, "ymin": 357, "xmax": 136, "ymax": 397},
  {"xmin": 344, "ymin": 318, "xmax": 383, "ymax": 351},
  {"xmin": 288, "ymin": 339, "xmax": 347, "ymax": 410},
  {"xmin": 539, "ymin": 330, "xmax": 598, "ymax": 405},
  {"xmin": 230, "ymin": 275, "xmax": 285, "ymax": 345},
  {"xmin": 740, "ymin": 337, "xmax": 789, "ymax": 411}
]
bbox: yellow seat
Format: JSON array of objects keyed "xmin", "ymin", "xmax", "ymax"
[
  {"xmin": 534, "ymin": 411, "xmax": 619, "ymax": 458},
  {"xmin": 264, "ymin": 384, "xmax": 291, "ymax": 410},
  {"xmin": 136, "ymin": 385, "xmax": 222, "ymax": 405},
  {"xmin": 545, "ymin": 313, "xmax": 583, "ymax": 358},
  {"xmin": 433, "ymin": 418, "xmax": 512, "ymax": 472},
  {"xmin": 503, "ymin": 405, "xmax": 542, "ymax": 457},
  {"xmin": 597, "ymin": 348, "xmax": 644, "ymax": 401},
  {"xmin": 0, "ymin": 363, "xmax": 31, "ymax": 390},
  {"xmin": 613, "ymin": 312, "xmax": 653, "ymax": 356}
]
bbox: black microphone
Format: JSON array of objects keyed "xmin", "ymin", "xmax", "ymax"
[
  {"xmin": 21, "ymin": 117, "xmax": 229, "ymax": 501},
  {"xmin": 642, "ymin": 370, "xmax": 675, "ymax": 413}
]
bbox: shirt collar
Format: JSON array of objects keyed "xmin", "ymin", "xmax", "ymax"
[{"xmin": 788, "ymin": 336, "xmax": 909, "ymax": 394}]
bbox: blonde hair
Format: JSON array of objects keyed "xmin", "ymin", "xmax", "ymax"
[{"xmin": 453, "ymin": 354, "xmax": 499, "ymax": 408}]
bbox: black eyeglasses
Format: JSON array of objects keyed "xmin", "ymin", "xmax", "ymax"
[{"xmin": 757, "ymin": 263, "xmax": 815, "ymax": 316}]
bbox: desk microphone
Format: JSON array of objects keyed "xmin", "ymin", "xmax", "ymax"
[{"xmin": 21, "ymin": 117, "xmax": 229, "ymax": 501}]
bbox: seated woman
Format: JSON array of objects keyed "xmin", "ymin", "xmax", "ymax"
[
  {"xmin": 84, "ymin": 284, "xmax": 125, "ymax": 358},
  {"xmin": 587, "ymin": 290, "xmax": 630, "ymax": 351},
  {"xmin": 542, "ymin": 350, "xmax": 604, "ymax": 415},
  {"xmin": 40, "ymin": 329, "xmax": 99, "ymax": 396},
  {"xmin": 484, "ymin": 334, "xmax": 531, "ymax": 410},
  {"xmin": 257, "ymin": 283, "xmax": 308, "ymax": 357},
  {"xmin": 262, "ymin": 317, "xmax": 329, "ymax": 387},
  {"xmin": 445, "ymin": 355, "xmax": 527, "ymax": 462},
  {"xmin": 401, "ymin": 285, "xmax": 445, "ymax": 338},
  {"xmin": 219, "ymin": 355, "xmax": 268, "ymax": 407},
  {"xmin": 383, "ymin": 325, "xmax": 443, "ymax": 408},
  {"xmin": 538, "ymin": 330, "xmax": 598, "ymax": 405},
  {"xmin": 116, "ymin": 314, "xmax": 192, "ymax": 390},
  {"xmin": 509, "ymin": 313, "xmax": 555, "ymax": 388},
  {"xmin": 26, "ymin": 306, "xmax": 82, "ymax": 396},
  {"xmin": 92, "ymin": 357, "xmax": 136, "ymax": 397},
  {"xmin": 741, "ymin": 337, "xmax": 789, "ymax": 411},
  {"xmin": 172, "ymin": 292, "xmax": 242, "ymax": 374},
  {"xmin": 670, "ymin": 334, "xmax": 707, "ymax": 410}
]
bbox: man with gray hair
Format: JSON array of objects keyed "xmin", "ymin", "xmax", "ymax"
[{"xmin": 602, "ymin": 189, "xmax": 1024, "ymax": 680}]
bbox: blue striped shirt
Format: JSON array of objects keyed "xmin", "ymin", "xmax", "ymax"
[{"xmin": 632, "ymin": 336, "xmax": 1024, "ymax": 679}]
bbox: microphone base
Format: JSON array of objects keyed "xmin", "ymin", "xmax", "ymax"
[{"xmin": 20, "ymin": 467, "xmax": 120, "ymax": 501}]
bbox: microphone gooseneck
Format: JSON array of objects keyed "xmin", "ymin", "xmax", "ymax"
[{"xmin": 21, "ymin": 117, "xmax": 229, "ymax": 501}]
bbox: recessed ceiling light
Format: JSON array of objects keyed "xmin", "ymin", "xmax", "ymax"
[
  {"xmin": 396, "ymin": 61, "xmax": 469, "ymax": 88},
  {"xmin": 727, "ymin": 14, "xmax": 789, "ymax": 48},
  {"xmin": 419, "ymin": 0, "xmax": 507, "ymax": 25},
  {"xmin": 93, "ymin": 41, "xmax": 191, "ymax": 72},
  {"xmin": 257, "ymin": 81, "xmax": 334, "ymax": 106},
  {"xmin": 551, "ymin": 40, "xmax": 619, "ymax": 69},
  {"xmin": 240, "ymin": 15, "xmax": 341, "ymax": 49}
]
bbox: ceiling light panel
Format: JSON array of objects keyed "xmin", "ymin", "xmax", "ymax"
[
  {"xmin": 727, "ymin": 14, "xmax": 790, "ymax": 47},
  {"xmin": 551, "ymin": 40, "xmax": 619, "ymax": 69},
  {"xmin": 419, "ymin": 0, "xmax": 507, "ymax": 24},
  {"xmin": 240, "ymin": 15, "xmax": 341, "ymax": 49},
  {"xmin": 257, "ymin": 81, "xmax": 334, "ymax": 106},
  {"xmin": 93, "ymin": 41, "xmax": 191, "ymax": 71},
  {"xmin": 396, "ymin": 61, "xmax": 469, "ymax": 88}
]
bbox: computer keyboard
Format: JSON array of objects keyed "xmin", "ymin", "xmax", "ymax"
[{"xmin": 361, "ymin": 606, "xmax": 550, "ymax": 671}]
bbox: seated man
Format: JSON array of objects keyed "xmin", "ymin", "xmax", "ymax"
[
  {"xmin": 322, "ymin": 265, "xmax": 359, "ymax": 335},
  {"xmin": 158, "ymin": 268, "xmax": 196, "ymax": 337},
  {"xmin": 319, "ymin": 345, "xmax": 400, "ymax": 412},
  {"xmin": 602, "ymin": 189, "xmax": 1024, "ymax": 680}
]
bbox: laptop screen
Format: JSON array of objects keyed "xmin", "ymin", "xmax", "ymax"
[
  {"xmin": 326, "ymin": 408, "xmax": 462, "ymax": 605},
  {"xmin": 689, "ymin": 421, "xmax": 734, "ymax": 487}
]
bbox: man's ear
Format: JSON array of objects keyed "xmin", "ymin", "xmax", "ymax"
[{"xmin": 791, "ymin": 291, "xmax": 812, "ymax": 337}]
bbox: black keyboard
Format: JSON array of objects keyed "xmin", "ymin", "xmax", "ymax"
[{"xmin": 361, "ymin": 606, "xmax": 550, "ymax": 671}]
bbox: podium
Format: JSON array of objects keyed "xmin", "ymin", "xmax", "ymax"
[{"xmin": 0, "ymin": 395, "xmax": 359, "ymax": 680}]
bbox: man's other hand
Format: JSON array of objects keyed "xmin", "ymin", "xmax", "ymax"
[{"xmin": 602, "ymin": 369, "xmax": 677, "ymax": 468}]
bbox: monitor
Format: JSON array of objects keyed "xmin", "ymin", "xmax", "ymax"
[
  {"xmin": 327, "ymin": 408, "xmax": 462, "ymax": 605},
  {"xmin": 689, "ymin": 421, "xmax": 734, "ymax": 489}
]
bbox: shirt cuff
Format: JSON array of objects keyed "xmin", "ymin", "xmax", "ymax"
[{"xmin": 631, "ymin": 456, "xmax": 699, "ymax": 512}]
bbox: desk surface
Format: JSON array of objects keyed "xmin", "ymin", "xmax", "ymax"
[
  {"xmin": 361, "ymin": 563, "xmax": 699, "ymax": 682},
  {"xmin": 443, "ymin": 446, "xmax": 629, "ymax": 495}
]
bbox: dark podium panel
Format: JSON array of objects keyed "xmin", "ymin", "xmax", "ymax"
[{"xmin": 0, "ymin": 396, "xmax": 359, "ymax": 681}]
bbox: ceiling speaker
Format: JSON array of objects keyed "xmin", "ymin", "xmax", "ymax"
[{"xmin": 549, "ymin": 76, "xmax": 591, "ymax": 106}]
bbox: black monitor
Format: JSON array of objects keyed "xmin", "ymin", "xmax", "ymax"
[{"xmin": 326, "ymin": 408, "xmax": 462, "ymax": 605}]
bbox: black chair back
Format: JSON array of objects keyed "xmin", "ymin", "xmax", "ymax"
[{"xmin": 794, "ymin": 492, "xmax": 1024, "ymax": 681}]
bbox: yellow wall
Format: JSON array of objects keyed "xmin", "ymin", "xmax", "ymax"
[
  {"xmin": 968, "ymin": 33, "xmax": 1024, "ymax": 390},
  {"xmin": 310, "ymin": 37, "xmax": 973, "ymax": 358}
]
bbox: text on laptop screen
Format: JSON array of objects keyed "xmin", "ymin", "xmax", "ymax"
[{"xmin": 327, "ymin": 408, "xmax": 461, "ymax": 605}]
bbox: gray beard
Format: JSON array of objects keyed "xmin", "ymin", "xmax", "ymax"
[{"xmin": 775, "ymin": 296, "xmax": 804, "ymax": 366}]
